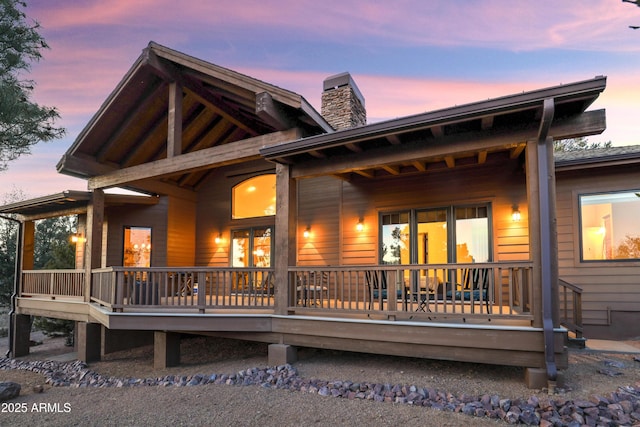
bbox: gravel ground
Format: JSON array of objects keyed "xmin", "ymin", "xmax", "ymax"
[{"xmin": 1, "ymin": 333, "xmax": 639, "ymax": 426}]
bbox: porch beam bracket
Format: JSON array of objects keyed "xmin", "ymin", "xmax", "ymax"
[
  {"xmin": 345, "ymin": 142, "xmax": 362, "ymax": 153},
  {"xmin": 412, "ymin": 160, "xmax": 426, "ymax": 172},
  {"xmin": 537, "ymin": 97, "xmax": 558, "ymax": 388},
  {"xmin": 444, "ymin": 155, "xmax": 455, "ymax": 168},
  {"xmin": 381, "ymin": 164, "xmax": 400, "ymax": 175},
  {"xmin": 478, "ymin": 150, "xmax": 488, "ymax": 164},
  {"xmin": 386, "ymin": 135, "xmax": 401, "ymax": 145},
  {"xmin": 354, "ymin": 169, "xmax": 376, "ymax": 179}
]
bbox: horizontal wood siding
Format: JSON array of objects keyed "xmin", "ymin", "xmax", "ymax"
[
  {"xmin": 297, "ymin": 176, "xmax": 341, "ymax": 266},
  {"xmin": 556, "ymin": 164, "xmax": 640, "ymax": 332},
  {"xmin": 195, "ymin": 162, "xmax": 276, "ymax": 267},
  {"xmin": 338, "ymin": 158, "xmax": 529, "ymax": 266},
  {"xmin": 167, "ymin": 195, "xmax": 196, "ymax": 266},
  {"xmin": 105, "ymin": 197, "xmax": 168, "ymax": 267}
]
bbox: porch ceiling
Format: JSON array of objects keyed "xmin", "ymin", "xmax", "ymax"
[
  {"xmin": 261, "ymin": 76, "xmax": 607, "ymax": 180},
  {"xmin": 56, "ymin": 42, "xmax": 329, "ymax": 193}
]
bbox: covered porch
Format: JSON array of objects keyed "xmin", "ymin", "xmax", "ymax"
[{"xmin": 1, "ymin": 42, "xmax": 607, "ymax": 388}]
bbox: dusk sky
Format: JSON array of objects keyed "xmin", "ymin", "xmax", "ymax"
[{"xmin": 3, "ymin": 0, "xmax": 640, "ymax": 199}]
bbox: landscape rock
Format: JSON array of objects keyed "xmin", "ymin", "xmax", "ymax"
[
  {"xmin": 1, "ymin": 356, "xmax": 640, "ymax": 427},
  {"xmin": 0, "ymin": 381, "xmax": 21, "ymax": 401}
]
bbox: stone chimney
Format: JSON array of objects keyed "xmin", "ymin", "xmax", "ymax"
[{"xmin": 321, "ymin": 72, "xmax": 366, "ymax": 130}]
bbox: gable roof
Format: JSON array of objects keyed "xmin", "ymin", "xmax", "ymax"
[{"xmin": 56, "ymin": 42, "xmax": 330, "ymax": 190}]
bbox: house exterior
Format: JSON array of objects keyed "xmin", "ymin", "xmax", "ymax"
[{"xmin": 2, "ymin": 42, "xmax": 626, "ymax": 389}]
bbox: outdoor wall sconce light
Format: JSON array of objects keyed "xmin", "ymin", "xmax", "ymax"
[
  {"xmin": 71, "ymin": 234, "xmax": 85, "ymax": 243},
  {"xmin": 303, "ymin": 227, "xmax": 311, "ymax": 239},
  {"xmin": 214, "ymin": 234, "xmax": 223, "ymax": 245},
  {"xmin": 356, "ymin": 220, "xmax": 364, "ymax": 232},
  {"xmin": 512, "ymin": 205, "xmax": 521, "ymax": 222}
]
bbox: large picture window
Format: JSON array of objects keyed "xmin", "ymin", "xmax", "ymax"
[
  {"xmin": 380, "ymin": 204, "xmax": 491, "ymax": 265},
  {"xmin": 232, "ymin": 174, "xmax": 276, "ymax": 219},
  {"xmin": 580, "ymin": 191, "xmax": 640, "ymax": 261}
]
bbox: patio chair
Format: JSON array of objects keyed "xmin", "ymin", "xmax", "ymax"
[
  {"xmin": 296, "ymin": 271, "xmax": 329, "ymax": 306},
  {"xmin": 446, "ymin": 267, "xmax": 491, "ymax": 312},
  {"xmin": 366, "ymin": 270, "xmax": 403, "ymax": 310},
  {"xmin": 259, "ymin": 270, "xmax": 274, "ymax": 296}
]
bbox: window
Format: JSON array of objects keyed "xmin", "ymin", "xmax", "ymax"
[
  {"xmin": 381, "ymin": 212, "xmax": 410, "ymax": 265},
  {"xmin": 455, "ymin": 206, "xmax": 490, "ymax": 263},
  {"xmin": 231, "ymin": 227, "xmax": 273, "ymax": 267},
  {"xmin": 232, "ymin": 174, "xmax": 276, "ymax": 219},
  {"xmin": 580, "ymin": 191, "xmax": 640, "ymax": 261},
  {"xmin": 380, "ymin": 204, "xmax": 491, "ymax": 265},
  {"xmin": 123, "ymin": 226, "xmax": 151, "ymax": 267}
]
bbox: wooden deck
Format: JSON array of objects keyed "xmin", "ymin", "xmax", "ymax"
[{"xmin": 16, "ymin": 263, "xmax": 568, "ymax": 372}]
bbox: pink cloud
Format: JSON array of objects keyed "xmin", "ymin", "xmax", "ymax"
[{"xmin": 27, "ymin": 0, "xmax": 640, "ymax": 53}]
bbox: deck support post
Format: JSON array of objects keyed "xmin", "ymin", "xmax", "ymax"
[
  {"xmin": 11, "ymin": 314, "xmax": 31, "ymax": 357},
  {"xmin": 154, "ymin": 331, "xmax": 180, "ymax": 369},
  {"xmin": 84, "ymin": 189, "xmax": 105, "ymax": 302},
  {"xmin": 268, "ymin": 343, "xmax": 297, "ymax": 366},
  {"xmin": 77, "ymin": 321, "xmax": 101, "ymax": 362},
  {"xmin": 274, "ymin": 162, "xmax": 298, "ymax": 315}
]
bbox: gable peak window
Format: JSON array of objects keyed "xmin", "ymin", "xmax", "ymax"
[{"xmin": 232, "ymin": 174, "xmax": 276, "ymax": 219}]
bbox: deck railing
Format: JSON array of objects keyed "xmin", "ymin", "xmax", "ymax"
[
  {"xmin": 289, "ymin": 263, "xmax": 534, "ymax": 321},
  {"xmin": 90, "ymin": 267, "xmax": 274, "ymax": 311},
  {"xmin": 558, "ymin": 278, "xmax": 583, "ymax": 338},
  {"xmin": 21, "ymin": 269, "xmax": 85, "ymax": 299},
  {"xmin": 23, "ymin": 263, "xmax": 534, "ymax": 322}
]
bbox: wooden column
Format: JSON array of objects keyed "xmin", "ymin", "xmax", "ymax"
[
  {"xmin": 84, "ymin": 189, "xmax": 105, "ymax": 302},
  {"xmin": 274, "ymin": 163, "xmax": 297, "ymax": 315},
  {"xmin": 167, "ymin": 81, "xmax": 183, "ymax": 158},
  {"xmin": 21, "ymin": 220, "xmax": 34, "ymax": 271}
]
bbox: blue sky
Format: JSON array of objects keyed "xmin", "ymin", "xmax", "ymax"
[{"xmin": 3, "ymin": 0, "xmax": 640, "ymax": 198}]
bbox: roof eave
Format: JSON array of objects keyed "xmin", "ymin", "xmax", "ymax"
[{"xmin": 260, "ymin": 76, "xmax": 607, "ymax": 160}]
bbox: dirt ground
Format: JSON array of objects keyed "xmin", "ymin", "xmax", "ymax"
[{"xmin": 1, "ymin": 333, "xmax": 639, "ymax": 426}]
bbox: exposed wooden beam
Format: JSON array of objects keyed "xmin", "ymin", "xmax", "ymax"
[
  {"xmin": 88, "ymin": 129, "xmax": 301, "ymax": 190},
  {"xmin": 444, "ymin": 156, "xmax": 455, "ymax": 168},
  {"xmin": 431, "ymin": 125, "xmax": 444, "ymax": 138},
  {"xmin": 510, "ymin": 144, "xmax": 526, "ymax": 159},
  {"xmin": 386, "ymin": 134, "xmax": 401, "ymax": 145},
  {"xmin": 478, "ymin": 150, "xmax": 488, "ymax": 164},
  {"xmin": 382, "ymin": 164, "xmax": 400, "ymax": 175},
  {"xmin": 255, "ymin": 91, "xmax": 294, "ymax": 131},
  {"xmin": 345, "ymin": 142, "xmax": 362, "ymax": 152},
  {"xmin": 354, "ymin": 169, "xmax": 376, "ymax": 179},
  {"xmin": 481, "ymin": 116, "xmax": 494, "ymax": 130},
  {"xmin": 182, "ymin": 78, "xmax": 258, "ymax": 137},
  {"xmin": 412, "ymin": 161, "xmax": 426, "ymax": 172},
  {"xmin": 95, "ymin": 83, "xmax": 166, "ymax": 162},
  {"xmin": 308, "ymin": 150, "xmax": 326, "ymax": 159},
  {"xmin": 290, "ymin": 109, "xmax": 605, "ymax": 179},
  {"xmin": 167, "ymin": 81, "xmax": 183, "ymax": 157}
]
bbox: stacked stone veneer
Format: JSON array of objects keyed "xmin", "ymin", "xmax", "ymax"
[{"xmin": 321, "ymin": 72, "xmax": 366, "ymax": 130}]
